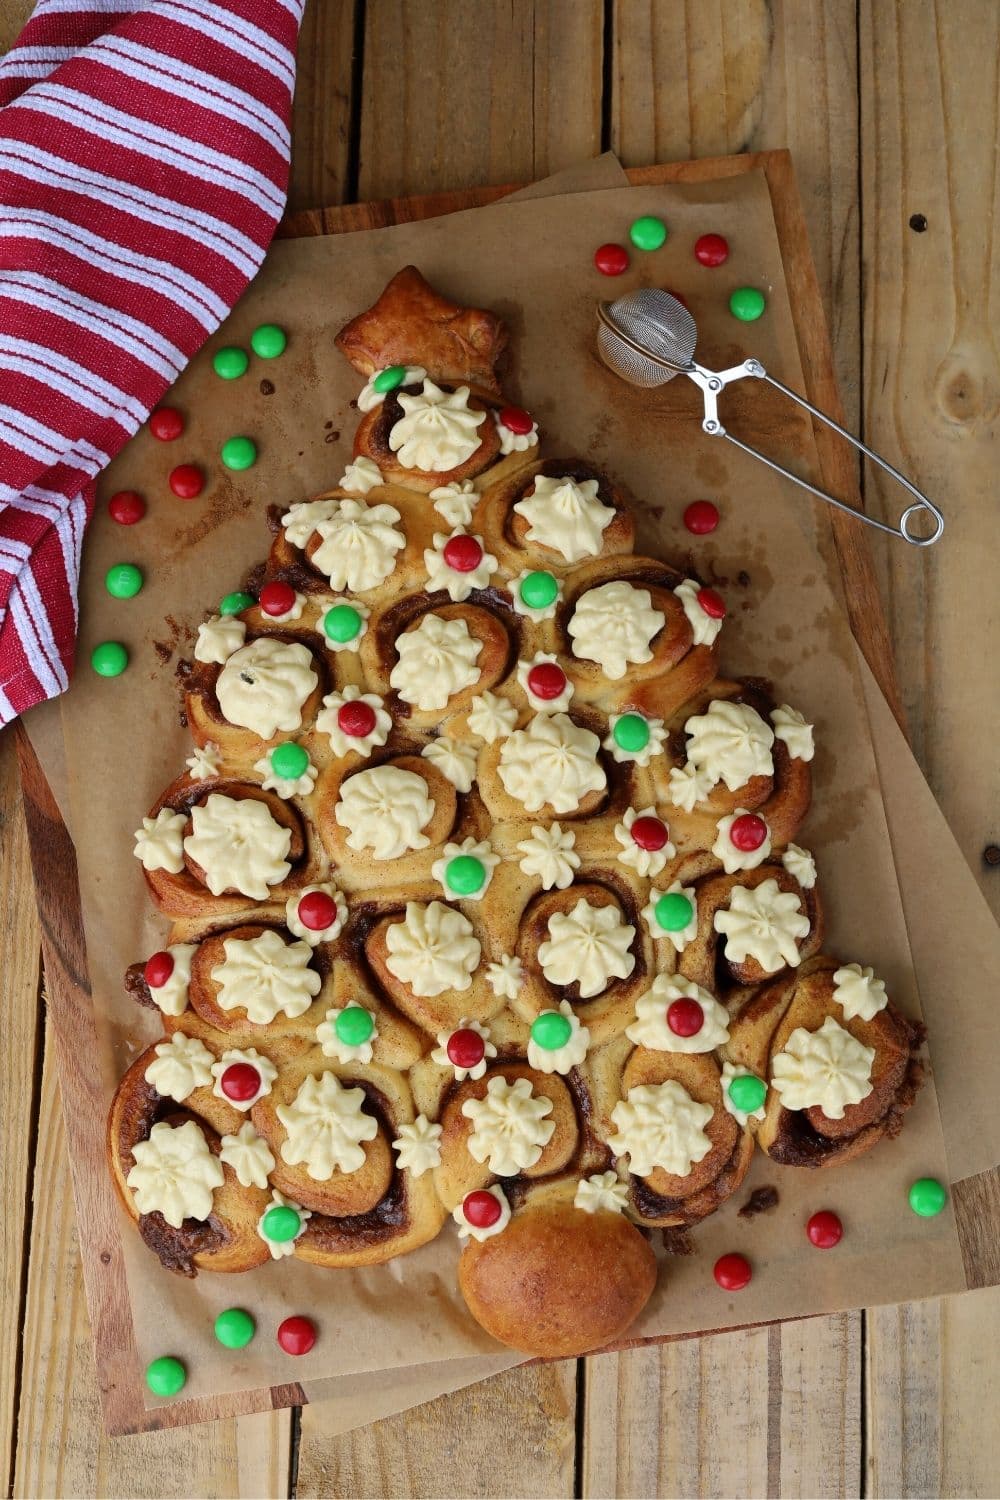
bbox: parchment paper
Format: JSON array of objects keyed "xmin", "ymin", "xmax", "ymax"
[{"xmin": 40, "ymin": 167, "xmax": 998, "ymax": 1411}]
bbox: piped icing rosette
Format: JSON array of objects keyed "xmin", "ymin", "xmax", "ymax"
[{"xmin": 475, "ymin": 459, "xmax": 634, "ymax": 577}]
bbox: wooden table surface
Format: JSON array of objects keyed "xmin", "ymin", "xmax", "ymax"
[{"xmin": 1, "ymin": 2, "xmax": 997, "ymax": 1495}]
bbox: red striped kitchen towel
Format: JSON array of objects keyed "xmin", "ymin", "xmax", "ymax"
[{"xmin": 0, "ymin": 0, "xmax": 302, "ymax": 724}]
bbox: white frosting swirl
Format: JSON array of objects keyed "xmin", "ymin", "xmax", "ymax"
[
  {"xmin": 194, "ymin": 614, "xmax": 245, "ymax": 665},
  {"xmin": 220, "ymin": 1121, "xmax": 275, "ymax": 1189},
  {"xmin": 186, "ymin": 742, "xmax": 221, "ymax": 779},
  {"xmin": 338, "ymin": 456, "xmax": 383, "ymax": 495},
  {"xmin": 486, "ymin": 954, "xmax": 523, "ymax": 999},
  {"xmin": 517, "ymin": 651, "xmax": 574, "ymax": 712},
  {"xmin": 513, "ymin": 474, "xmax": 614, "ymax": 561},
  {"xmin": 277, "ymin": 1071, "xmax": 379, "ymax": 1179},
  {"xmin": 281, "ymin": 499, "xmax": 339, "ymax": 549},
  {"xmin": 257, "ymin": 1189, "xmax": 310, "ymax": 1258},
  {"xmin": 127, "ymin": 1120, "xmax": 223, "ymax": 1228},
  {"xmin": 771, "ymin": 704, "xmax": 815, "ymax": 761},
  {"xmin": 308, "ymin": 499, "xmax": 404, "ymax": 591},
  {"xmin": 316, "ymin": 685, "xmax": 391, "ymax": 758},
  {"xmin": 666, "ymin": 762, "xmax": 715, "ymax": 812},
  {"xmin": 431, "ymin": 1018, "xmax": 497, "ymax": 1081},
  {"xmin": 713, "ymin": 879, "xmax": 810, "ymax": 973},
  {"xmin": 335, "ymin": 765, "xmax": 435, "ymax": 860},
  {"xmin": 510, "ymin": 567, "xmax": 562, "ymax": 621},
  {"xmin": 133, "ymin": 808, "xmax": 187, "ymax": 874},
  {"xmin": 385, "ymin": 901, "xmax": 481, "ymax": 997},
  {"xmin": 614, "ymin": 806, "xmax": 675, "ymax": 878},
  {"xmin": 683, "ymin": 699, "xmax": 774, "ymax": 791},
  {"xmin": 537, "ymin": 897, "xmax": 635, "ymax": 999},
  {"xmin": 453, "ymin": 1183, "xmax": 511, "ymax": 1241},
  {"xmin": 499, "ymin": 712, "xmax": 606, "ymax": 814},
  {"xmin": 285, "ymin": 883, "xmax": 345, "ymax": 945},
  {"xmin": 392, "ymin": 1114, "xmax": 442, "ymax": 1176},
  {"xmin": 425, "ymin": 530, "xmax": 498, "ymax": 601},
  {"xmin": 145, "ymin": 943, "xmax": 197, "ymax": 1016},
  {"xmin": 432, "ymin": 837, "xmax": 499, "ymax": 900},
  {"xmin": 316, "ymin": 1005, "xmax": 377, "ymax": 1064},
  {"xmin": 609, "ymin": 1081, "xmax": 714, "ymax": 1179},
  {"xmin": 494, "ymin": 409, "xmax": 539, "ymax": 453},
  {"xmin": 527, "ymin": 1000, "xmax": 590, "ymax": 1074},
  {"xmin": 211, "ymin": 930, "xmax": 320, "ymax": 1024},
  {"xmin": 516, "ymin": 822, "xmax": 580, "ymax": 889},
  {"xmin": 430, "ymin": 480, "xmax": 477, "ymax": 528},
  {"xmin": 462, "ymin": 1075, "xmax": 555, "ymax": 1175},
  {"xmin": 210, "ymin": 1047, "xmax": 277, "ymax": 1110},
  {"xmin": 422, "ymin": 735, "xmax": 479, "ymax": 792},
  {"xmin": 467, "ymin": 690, "xmax": 517, "ymax": 742},
  {"xmin": 254, "ymin": 751, "xmax": 317, "ymax": 799},
  {"xmin": 771, "ymin": 1015, "xmax": 875, "ymax": 1119},
  {"xmin": 833, "ymin": 963, "xmax": 888, "ymax": 1022},
  {"xmin": 626, "ymin": 974, "xmax": 730, "ymax": 1054},
  {"xmin": 603, "ymin": 713, "xmax": 667, "ymax": 767},
  {"xmin": 642, "ymin": 881, "xmax": 698, "ymax": 952},
  {"xmin": 720, "ymin": 1062, "xmax": 767, "ymax": 1126},
  {"xmin": 184, "ymin": 794, "xmax": 291, "ymax": 899},
  {"xmin": 390, "ymin": 613, "xmax": 482, "ymax": 710},
  {"xmin": 216, "ymin": 638, "xmax": 317, "ymax": 740},
  {"xmin": 712, "ymin": 808, "xmax": 773, "ymax": 873},
  {"xmin": 674, "ymin": 577, "xmax": 723, "ymax": 647},
  {"xmin": 574, "ymin": 1171, "xmax": 628, "ymax": 1215},
  {"xmin": 357, "ymin": 366, "xmax": 426, "ymax": 412},
  {"xmin": 389, "ymin": 379, "xmax": 486, "ymax": 471},
  {"xmin": 568, "ymin": 582, "xmax": 664, "ymax": 680},
  {"xmin": 144, "ymin": 1032, "xmax": 214, "ymax": 1102},
  {"xmin": 782, "ymin": 843, "xmax": 817, "ymax": 890}
]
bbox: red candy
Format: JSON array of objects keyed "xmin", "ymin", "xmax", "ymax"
[
  {"xmin": 259, "ymin": 581, "xmax": 296, "ymax": 617},
  {"xmin": 144, "ymin": 951, "xmax": 175, "ymax": 989},
  {"xmin": 447, "ymin": 1028, "xmax": 486, "ymax": 1070},
  {"xmin": 631, "ymin": 815, "xmax": 669, "ymax": 851},
  {"xmin": 442, "ymin": 534, "xmax": 483, "ymax": 573},
  {"xmin": 526, "ymin": 662, "xmax": 566, "ymax": 701},
  {"xmin": 168, "ymin": 464, "xmax": 204, "ymax": 499},
  {"xmin": 499, "ymin": 405, "xmax": 534, "ymax": 435},
  {"xmin": 714, "ymin": 1252, "xmax": 752, "ymax": 1291},
  {"xmin": 594, "ymin": 242, "xmax": 629, "ymax": 276},
  {"xmin": 337, "ymin": 700, "xmax": 377, "ymax": 739},
  {"xmin": 684, "ymin": 500, "xmax": 720, "ymax": 535},
  {"xmin": 463, "ymin": 1190, "xmax": 502, "ymax": 1229},
  {"xmin": 109, "ymin": 489, "xmax": 145, "ymax": 525},
  {"xmin": 694, "ymin": 233, "xmax": 729, "ymax": 268},
  {"xmin": 220, "ymin": 1062, "xmax": 261, "ymax": 1103},
  {"xmin": 729, "ymin": 813, "xmax": 768, "ymax": 853},
  {"xmin": 297, "ymin": 890, "xmax": 338, "ymax": 931},
  {"xmin": 667, "ymin": 998, "xmax": 704, "ymax": 1037},
  {"xmin": 277, "ymin": 1316, "xmax": 316, "ymax": 1356},
  {"xmin": 696, "ymin": 585, "xmax": 726, "ymax": 619},
  {"xmin": 807, "ymin": 1210, "xmax": 843, "ymax": 1249},
  {"xmin": 149, "ymin": 406, "xmax": 184, "ymax": 441}
]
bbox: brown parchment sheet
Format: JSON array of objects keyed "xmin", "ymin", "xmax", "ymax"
[{"xmin": 46, "ymin": 169, "xmax": 993, "ymax": 1408}]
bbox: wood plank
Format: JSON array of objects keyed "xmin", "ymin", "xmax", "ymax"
[
  {"xmin": 12, "ymin": 1022, "xmax": 292, "ymax": 1500},
  {"xmin": 286, "ymin": 0, "xmax": 357, "ymax": 213},
  {"xmin": 582, "ymin": 1316, "xmax": 860, "ymax": 1498},
  {"xmin": 0, "ymin": 729, "xmax": 43, "ymax": 1492},
  {"xmin": 296, "ymin": 1360, "xmax": 576, "ymax": 1499},
  {"xmin": 357, "ymin": 0, "xmax": 603, "ymax": 199}
]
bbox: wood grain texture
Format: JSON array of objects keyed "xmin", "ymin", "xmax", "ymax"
[
  {"xmin": 287, "ymin": 0, "xmax": 357, "ymax": 212},
  {"xmin": 357, "ymin": 0, "xmax": 603, "ymax": 199}
]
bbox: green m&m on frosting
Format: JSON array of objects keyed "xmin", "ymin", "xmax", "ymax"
[
  {"xmin": 262, "ymin": 1204, "xmax": 301, "ymax": 1242},
  {"xmin": 372, "ymin": 365, "xmax": 407, "ymax": 393},
  {"xmin": 519, "ymin": 570, "xmax": 559, "ymax": 610},
  {"xmin": 221, "ymin": 435, "xmax": 257, "ymax": 471},
  {"xmin": 445, "ymin": 855, "xmax": 486, "ymax": 895},
  {"xmin": 727, "ymin": 1073, "xmax": 767, "ymax": 1114},
  {"xmin": 729, "ymin": 287, "xmax": 766, "ymax": 322},
  {"xmin": 145, "ymin": 1355, "xmax": 186, "ymax": 1397},
  {"xmin": 215, "ymin": 1307, "xmax": 256, "ymax": 1349},
  {"xmin": 335, "ymin": 1006, "xmax": 375, "ymax": 1047},
  {"xmin": 909, "ymin": 1177, "xmax": 947, "ymax": 1218},
  {"xmin": 105, "ymin": 562, "xmax": 143, "ymax": 599},
  {"xmin": 654, "ymin": 891, "xmax": 693, "ymax": 931},
  {"xmin": 531, "ymin": 1011, "xmax": 573, "ymax": 1051},
  {"xmin": 629, "ymin": 215, "xmax": 668, "ymax": 251},
  {"xmin": 251, "ymin": 323, "xmax": 286, "ymax": 359},
  {"xmin": 270, "ymin": 742, "xmax": 309, "ymax": 780},
  {"xmin": 613, "ymin": 713, "xmax": 650, "ymax": 753},
  {"xmin": 91, "ymin": 640, "xmax": 128, "ymax": 677},
  {"xmin": 213, "ymin": 346, "xmax": 249, "ymax": 380},
  {"xmin": 220, "ymin": 590, "xmax": 255, "ymax": 616},
  {"xmin": 323, "ymin": 603, "xmax": 362, "ymax": 643}
]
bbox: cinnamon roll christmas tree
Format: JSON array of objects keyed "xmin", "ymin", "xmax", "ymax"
[{"xmin": 111, "ymin": 267, "xmax": 924, "ymax": 1360}]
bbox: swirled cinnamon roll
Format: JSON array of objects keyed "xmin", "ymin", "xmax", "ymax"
[{"xmin": 475, "ymin": 459, "xmax": 634, "ymax": 577}]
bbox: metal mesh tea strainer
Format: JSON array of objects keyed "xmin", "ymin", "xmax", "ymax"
[{"xmin": 597, "ymin": 289, "xmax": 944, "ymax": 546}]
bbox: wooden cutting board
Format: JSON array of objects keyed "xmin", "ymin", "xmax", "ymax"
[{"xmin": 16, "ymin": 151, "xmax": 996, "ymax": 1436}]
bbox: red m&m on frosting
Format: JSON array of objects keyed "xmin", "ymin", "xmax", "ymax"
[
  {"xmin": 694, "ymin": 233, "xmax": 730, "ymax": 267},
  {"xmin": 442, "ymin": 535, "xmax": 483, "ymax": 573},
  {"xmin": 277, "ymin": 1315, "xmax": 316, "ymax": 1356},
  {"xmin": 729, "ymin": 813, "xmax": 768, "ymax": 852},
  {"xmin": 337, "ymin": 700, "xmax": 377, "ymax": 738},
  {"xmin": 169, "ymin": 464, "xmax": 204, "ymax": 500},
  {"xmin": 714, "ymin": 1252, "xmax": 752, "ymax": 1291},
  {"xmin": 149, "ymin": 406, "xmax": 184, "ymax": 441},
  {"xmin": 297, "ymin": 890, "xmax": 338, "ymax": 931},
  {"xmin": 220, "ymin": 1062, "xmax": 261, "ymax": 1103},
  {"xmin": 667, "ymin": 998, "xmax": 704, "ymax": 1037},
  {"xmin": 631, "ymin": 815, "xmax": 668, "ymax": 851},
  {"xmin": 144, "ymin": 951, "xmax": 174, "ymax": 989},
  {"xmin": 526, "ymin": 662, "xmax": 566, "ymax": 701},
  {"xmin": 499, "ymin": 405, "xmax": 533, "ymax": 434},
  {"xmin": 696, "ymin": 586, "xmax": 726, "ymax": 619},
  {"xmin": 447, "ymin": 1028, "xmax": 486, "ymax": 1071},
  {"xmin": 462, "ymin": 1190, "xmax": 502, "ymax": 1229},
  {"xmin": 259, "ymin": 581, "xmax": 296, "ymax": 617}
]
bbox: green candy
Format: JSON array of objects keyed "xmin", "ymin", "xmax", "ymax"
[
  {"xmin": 251, "ymin": 323, "xmax": 287, "ymax": 359},
  {"xmin": 105, "ymin": 563, "xmax": 143, "ymax": 599},
  {"xmin": 654, "ymin": 891, "xmax": 693, "ymax": 932},
  {"xmin": 221, "ymin": 435, "xmax": 257, "ymax": 471},
  {"xmin": 372, "ymin": 365, "xmax": 406, "ymax": 393},
  {"xmin": 612, "ymin": 713, "xmax": 650, "ymax": 753},
  {"xmin": 629, "ymin": 215, "xmax": 668, "ymax": 251},
  {"xmin": 214, "ymin": 1307, "xmax": 256, "ymax": 1350},
  {"xmin": 220, "ymin": 590, "xmax": 255, "ymax": 616},
  {"xmin": 727, "ymin": 1073, "xmax": 767, "ymax": 1114},
  {"xmin": 91, "ymin": 641, "xmax": 128, "ymax": 677},
  {"xmin": 213, "ymin": 346, "xmax": 249, "ymax": 380},
  {"xmin": 323, "ymin": 603, "xmax": 362, "ymax": 642},
  {"xmin": 270, "ymin": 742, "xmax": 309, "ymax": 780},
  {"xmin": 145, "ymin": 1356, "xmax": 186, "ymax": 1397},
  {"xmin": 729, "ymin": 286, "xmax": 766, "ymax": 322},
  {"xmin": 335, "ymin": 1006, "xmax": 375, "ymax": 1047},
  {"xmin": 262, "ymin": 1204, "xmax": 301, "ymax": 1243},
  {"xmin": 519, "ymin": 570, "xmax": 558, "ymax": 610},
  {"xmin": 446, "ymin": 855, "xmax": 485, "ymax": 895},
  {"xmin": 909, "ymin": 1177, "xmax": 947, "ymax": 1218},
  {"xmin": 531, "ymin": 1011, "xmax": 573, "ymax": 1051}
]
